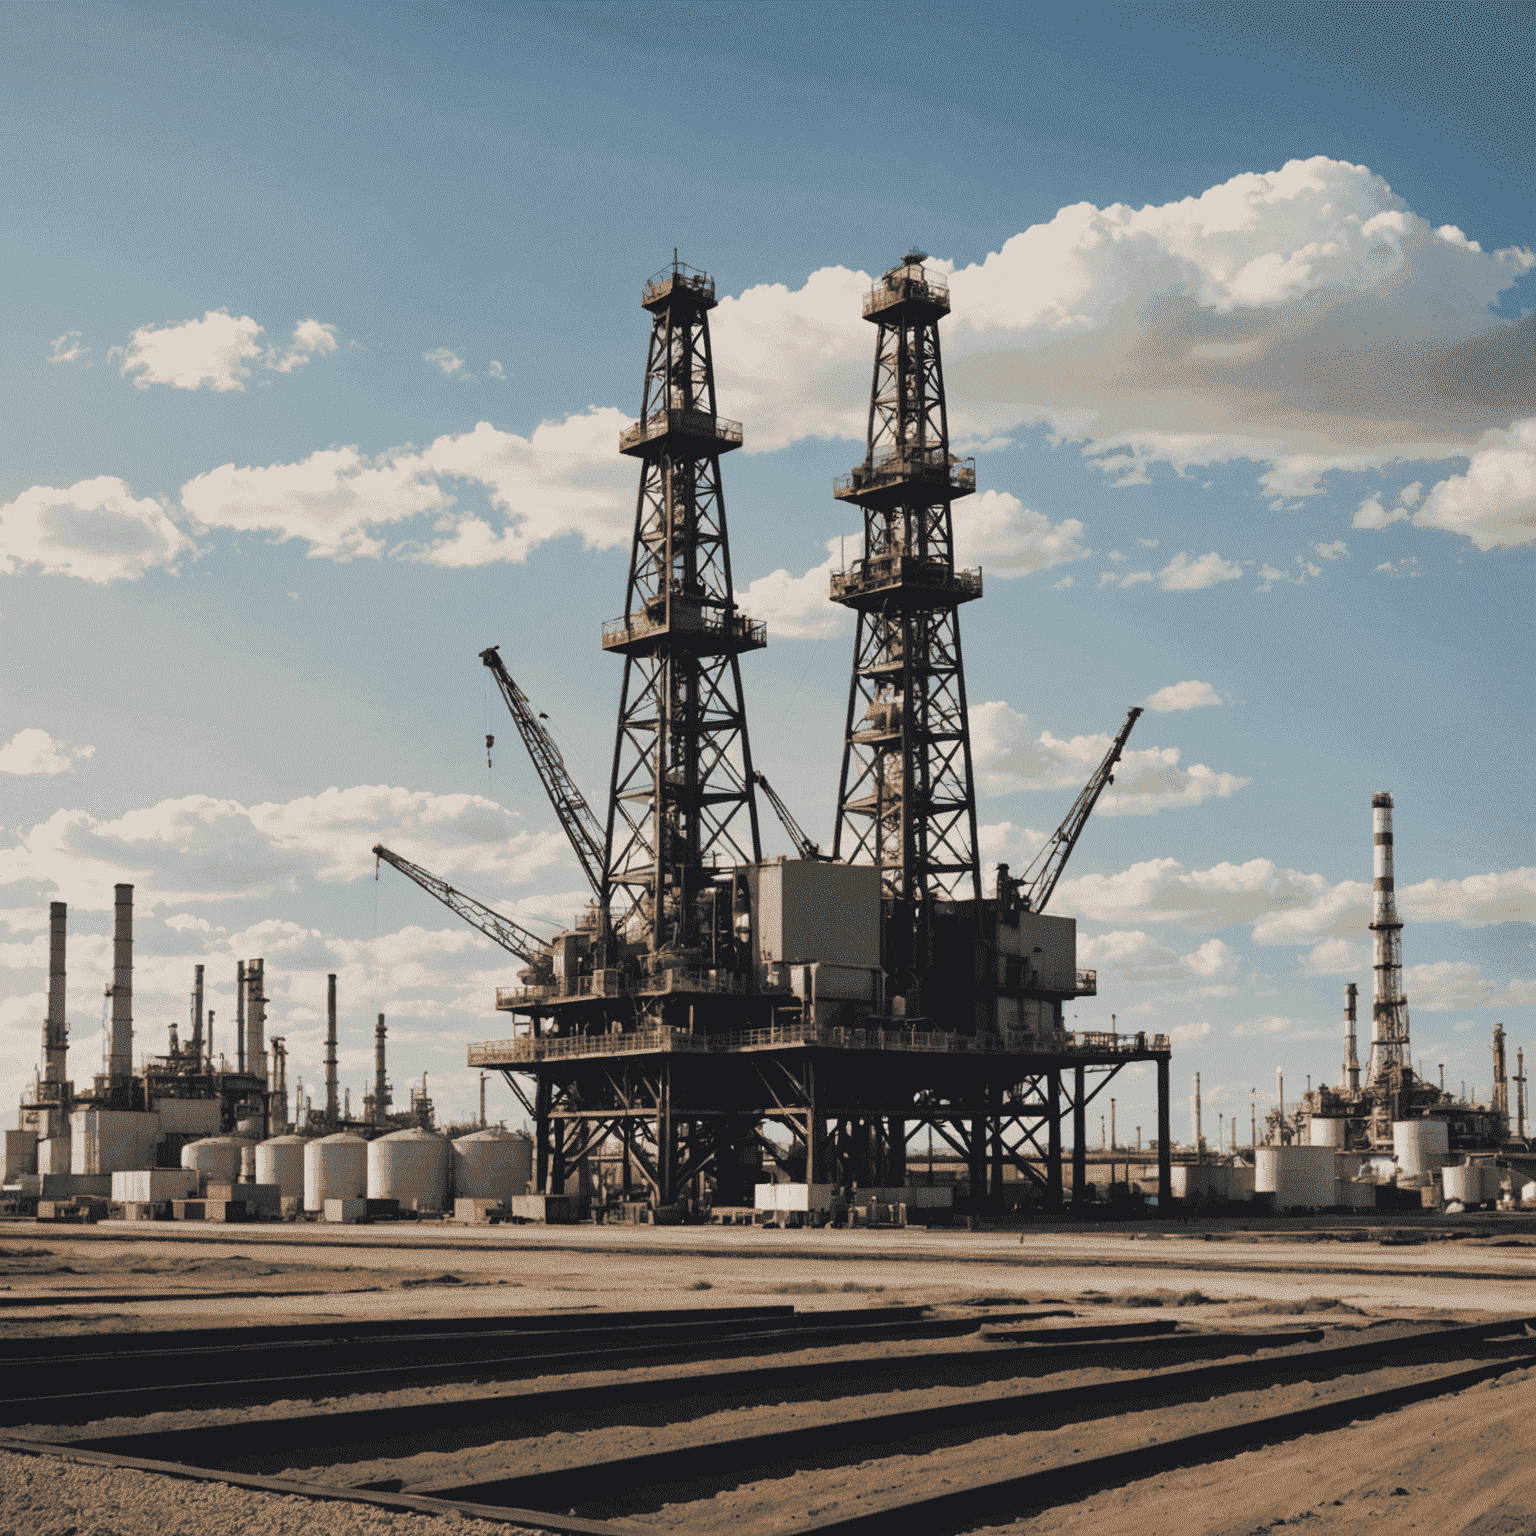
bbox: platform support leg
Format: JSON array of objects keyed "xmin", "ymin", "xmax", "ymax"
[
  {"xmin": 1047, "ymin": 1069, "xmax": 1063, "ymax": 1211},
  {"xmin": 1157, "ymin": 1054, "xmax": 1172, "ymax": 1208},
  {"xmin": 1071, "ymin": 1065, "xmax": 1087, "ymax": 1210}
]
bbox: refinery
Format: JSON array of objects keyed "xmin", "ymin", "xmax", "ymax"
[{"xmin": 4, "ymin": 256, "xmax": 1529, "ymax": 1229}]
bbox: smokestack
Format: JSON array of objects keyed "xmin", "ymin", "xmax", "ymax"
[
  {"xmin": 1493, "ymin": 1024, "xmax": 1508, "ymax": 1118},
  {"xmin": 245, "ymin": 958, "xmax": 266, "ymax": 1083},
  {"xmin": 109, "ymin": 884, "xmax": 133, "ymax": 1086},
  {"xmin": 479, "ymin": 1070, "xmax": 487, "ymax": 1129},
  {"xmin": 1369, "ymin": 792, "xmax": 1411, "ymax": 1082},
  {"xmin": 270, "ymin": 1038, "xmax": 288, "ymax": 1131},
  {"xmin": 236, "ymin": 960, "xmax": 246, "ymax": 1072},
  {"xmin": 1192, "ymin": 1072, "xmax": 1203, "ymax": 1162},
  {"xmin": 1343, "ymin": 983, "xmax": 1359, "ymax": 1093},
  {"xmin": 191, "ymin": 964, "xmax": 205, "ymax": 1068},
  {"xmin": 373, "ymin": 1012, "xmax": 389, "ymax": 1127},
  {"xmin": 325, "ymin": 974, "xmax": 340, "ymax": 1121},
  {"xmin": 1517, "ymin": 1048, "xmax": 1527, "ymax": 1140},
  {"xmin": 44, "ymin": 901, "xmax": 67, "ymax": 1087},
  {"xmin": 1276, "ymin": 1068, "xmax": 1284, "ymax": 1144}
]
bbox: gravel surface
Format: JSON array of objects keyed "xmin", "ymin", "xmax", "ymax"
[{"xmin": 0, "ymin": 1449, "xmax": 542, "ymax": 1536}]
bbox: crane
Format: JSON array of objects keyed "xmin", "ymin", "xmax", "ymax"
[
  {"xmin": 372, "ymin": 844, "xmax": 549, "ymax": 968},
  {"xmin": 1000, "ymin": 706, "xmax": 1143, "ymax": 914},
  {"xmin": 480, "ymin": 646, "xmax": 606, "ymax": 897},
  {"xmin": 752, "ymin": 771, "xmax": 826, "ymax": 860}
]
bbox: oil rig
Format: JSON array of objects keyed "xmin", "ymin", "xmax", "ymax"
[{"xmin": 379, "ymin": 254, "xmax": 1172, "ymax": 1215}]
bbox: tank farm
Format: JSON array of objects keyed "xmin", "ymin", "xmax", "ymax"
[{"xmin": 4, "ymin": 258, "xmax": 1534, "ymax": 1536}]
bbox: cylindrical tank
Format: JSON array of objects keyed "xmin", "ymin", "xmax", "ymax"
[
  {"xmin": 1255, "ymin": 1145, "xmax": 1336, "ymax": 1209},
  {"xmin": 1308, "ymin": 1118, "xmax": 1345, "ymax": 1147},
  {"xmin": 304, "ymin": 1131, "xmax": 367, "ymax": 1211},
  {"xmin": 1393, "ymin": 1120, "xmax": 1449, "ymax": 1177},
  {"xmin": 368, "ymin": 1127, "xmax": 450, "ymax": 1212},
  {"xmin": 451, "ymin": 1129, "xmax": 532, "ymax": 1205},
  {"xmin": 255, "ymin": 1134, "xmax": 307, "ymax": 1200},
  {"xmin": 181, "ymin": 1136, "xmax": 241, "ymax": 1185},
  {"xmin": 1442, "ymin": 1163, "xmax": 1480, "ymax": 1205}
]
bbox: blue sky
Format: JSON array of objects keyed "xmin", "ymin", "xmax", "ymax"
[{"xmin": 2, "ymin": 1, "xmax": 1532, "ymax": 1138}]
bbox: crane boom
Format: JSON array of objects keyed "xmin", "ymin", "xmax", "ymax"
[
  {"xmin": 479, "ymin": 646, "xmax": 606, "ymax": 897},
  {"xmin": 372, "ymin": 844, "xmax": 548, "ymax": 967},
  {"xmin": 1012, "ymin": 706, "xmax": 1143, "ymax": 913},
  {"xmin": 752, "ymin": 772, "xmax": 824, "ymax": 860}
]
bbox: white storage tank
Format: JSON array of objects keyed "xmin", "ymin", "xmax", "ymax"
[
  {"xmin": 181, "ymin": 1136, "xmax": 242, "ymax": 1186},
  {"xmin": 1393, "ymin": 1120, "xmax": 1449, "ymax": 1177},
  {"xmin": 368, "ymin": 1126, "xmax": 451, "ymax": 1212},
  {"xmin": 1256, "ymin": 1145, "xmax": 1337, "ymax": 1210},
  {"xmin": 230, "ymin": 1137, "xmax": 258, "ymax": 1183},
  {"xmin": 451, "ymin": 1129, "xmax": 532, "ymax": 1206},
  {"xmin": 304, "ymin": 1131, "xmax": 368, "ymax": 1211},
  {"xmin": 255, "ymin": 1134, "xmax": 308, "ymax": 1201},
  {"xmin": 1308, "ymin": 1117, "xmax": 1345, "ymax": 1147}
]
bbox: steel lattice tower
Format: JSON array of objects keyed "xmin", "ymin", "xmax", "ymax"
[
  {"xmin": 603, "ymin": 260, "xmax": 764, "ymax": 964},
  {"xmin": 1367, "ymin": 791, "xmax": 1411, "ymax": 1082},
  {"xmin": 830, "ymin": 253, "xmax": 983, "ymax": 939}
]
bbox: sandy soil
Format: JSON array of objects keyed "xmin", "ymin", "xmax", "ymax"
[
  {"xmin": 2, "ymin": 1220, "xmax": 1533, "ymax": 1338},
  {"xmin": 0, "ymin": 1449, "xmax": 543, "ymax": 1536},
  {"xmin": 979, "ymin": 1367, "xmax": 1536, "ymax": 1536}
]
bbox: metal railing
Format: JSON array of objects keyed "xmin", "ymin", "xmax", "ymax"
[
  {"xmin": 619, "ymin": 408, "xmax": 743, "ymax": 453},
  {"xmin": 834, "ymin": 450, "xmax": 975, "ymax": 500},
  {"xmin": 636, "ymin": 968, "xmax": 748, "ymax": 996},
  {"xmin": 863, "ymin": 270, "xmax": 950, "ymax": 316},
  {"xmin": 643, "ymin": 266, "xmax": 716, "ymax": 306},
  {"xmin": 601, "ymin": 608, "xmax": 766, "ymax": 650},
  {"xmin": 830, "ymin": 554, "xmax": 983, "ymax": 602},
  {"xmin": 468, "ymin": 1020, "xmax": 1171, "ymax": 1065}
]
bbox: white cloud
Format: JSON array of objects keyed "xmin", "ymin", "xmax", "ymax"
[
  {"xmin": 1411, "ymin": 418, "xmax": 1536, "ymax": 550},
  {"xmin": 1352, "ymin": 495, "xmax": 1409, "ymax": 530},
  {"xmin": 1312, "ymin": 540, "xmax": 1349, "ymax": 560},
  {"xmin": 1256, "ymin": 554, "xmax": 1323, "ymax": 591},
  {"xmin": 1375, "ymin": 556, "xmax": 1421, "ymax": 578},
  {"xmin": 114, "ymin": 310, "xmax": 338, "ymax": 391},
  {"xmin": 710, "ymin": 159, "xmax": 1534, "ymax": 498},
  {"xmin": 0, "ymin": 730, "xmax": 95, "ymax": 776},
  {"xmin": 1296, "ymin": 938, "xmax": 1369, "ymax": 976},
  {"xmin": 487, "ymin": 361, "xmax": 507, "ymax": 381},
  {"xmin": 1406, "ymin": 961, "xmax": 1536, "ymax": 1012},
  {"xmin": 1078, "ymin": 929, "xmax": 1241, "ymax": 986},
  {"xmin": 1158, "ymin": 550, "xmax": 1244, "ymax": 590},
  {"xmin": 1170, "ymin": 1021, "xmax": 1212, "ymax": 1044},
  {"xmin": 1137, "ymin": 538, "xmax": 1160, "ymax": 548},
  {"xmin": 1052, "ymin": 576, "xmax": 1073, "ymax": 589},
  {"xmin": 954, "ymin": 490, "xmax": 1090, "ymax": 576},
  {"xmin": 48, "ymin": 331, "xmax": 90, "ymax": 365},
  {"xmin": 0, "ymin": 784, "xmax": 575, "ymax": 913},
  {"xmin": 0, "ymin": 476, "xmax": 197, "ymax": 583},
  {"xmin": 266, "ymin": 319, "xmax": 338, "ymax": 374},
  {"xmin": 738, "ymin": 539, "xmax": 846, "ymax": 639},
  {"xmin": 1398, "ymin": 481, "xmax": 1424, "ymax": 508},
  {"xmin": 1232, "ymin": 1014, "xmax": 1331, "ymax": 1040},
  {"xmin": 425, "ymin": 348, "xmax": 466, "ymax": 377},
  {"xmin": 180, "ymin": 412, "xmax": 633, "ymax": 566},
  {"xmin": 1144, "ymin": 680, "xmax": 1223, "ymax": 712},
  {"xmin": 971, "ymin": 702, "xmax": 1249, "ymax": 812}
]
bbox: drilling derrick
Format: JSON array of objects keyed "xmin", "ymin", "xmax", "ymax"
[
  {"xmin": 604, "ymin": 258, "xmax": 764, "ymax": 975},
  {"xmin": 831, "ymin": 253, "xmax": 981, "ymax": 1013},
  {"xmin": 1368, "ymin": 791, "xmax": 1411, "ymax": 1084}
]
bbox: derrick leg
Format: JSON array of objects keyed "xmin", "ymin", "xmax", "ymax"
[{"xmin": 1072, "ymin": 1066, "xmax": 1087, "ymax": 1210}]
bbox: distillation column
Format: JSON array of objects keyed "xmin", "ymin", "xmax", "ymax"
[
  {"xmin": 45, "ymin": 901, "xmax": 68, "ymax": 1092},
  {"xmin": 190, "ymin": 963, "xmax": 205, "ymax": 1068},
  {"xmin": 245, "ymin": 957, "xmax": 267, "ymax": 1085},
  {"xmin": 109, "ymin": 884, "xmax": 134, "ymax": 1099},
  {"xmin": 373, "ymin": 1013, "xmax": 390, "ymax": 1127},
  {"xmin": 1368, "ymin": 792, "xmax": 1411, "ymax": 1082},
  {"xmin": 1343, "ymin": 982, "xmax": 1360, "ymax": 1093}
]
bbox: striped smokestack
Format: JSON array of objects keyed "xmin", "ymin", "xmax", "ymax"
[{"xmin": 1368, "ymin": 792, "xmax": 1411, "ymax": 1082}]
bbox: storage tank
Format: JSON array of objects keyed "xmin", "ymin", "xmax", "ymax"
[
  {"xmin": 1393, "ymin": 1120, "xmax": 1449, "ymax": 1177},
  {"xmin": 304, "ymin": 1131, "xmax": 367, "ymax": 1211},
  {"xmin": 1307, "ymin": 1118, "xmax": 1345, "ymax": 1147},
  {"xmin": 181, "ymin": 1136, "xmax": 241, "ymax": 1186},
  {"xmin": 255, "ymin": 1134, "xmax": 307, "ymax": 1201},
  {"xmin": 230, "ymin": 1136, "xmax": 258, "ymax": 1183},
  {"xmin": 451, "ymin": 1128, "xmax": 532, "ymax": 1205},
  {"xmin": 368, "ymin": 1126, "xmax": 450, "ymax": 1212},
  {"xmin": 1255, "ymin": 1145, "xmax": 1336, "ymax": 1210}
]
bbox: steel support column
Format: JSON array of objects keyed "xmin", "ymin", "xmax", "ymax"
[
  {"xmin": 1072, "ymin": 1064, "xmax": 1087, "ymax": 1209},
  {"xmin": 1157, "ymin": 1054, "xmax": 1171, "ymax": 1205},
  {"xmin": 1047, "ymin": 1068, "xmax": 1063, "ymax": 1210}
]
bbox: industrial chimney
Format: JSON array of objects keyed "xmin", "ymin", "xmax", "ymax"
[
  {"xmin": 190, "ymin": 963, "xmax": 205, "ymax": 1069},
  {"xmin": 325, "ymin": 974, "xmax": 339, "ymax": 1121},
  {"xmin": 109, "ymin": 884, "xmax": 134, "ymax": 1096},
  {"xmin": 373, "ymin": 1012, "xmax": 390, "ymax": 1127},
  {"xmin": 1342, "ymin": 982, "xmax": 1359, "ymax": 1093},
  {"xmin": 236, "ymin": 960, "xmax": 246, "ymax": 1073},
  {"xmin": 44, "ymin": 901, "xmax": 68, "ymax": 1091},
  {"xmin": 1368, "ymin": 792, "xmax": 1411, "ymax": 1082},
  {"xmin": 245, "ymin": 958, "xmax": 267, "ymax": 1083}
]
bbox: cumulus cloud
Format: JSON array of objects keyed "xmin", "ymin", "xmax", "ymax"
[
  {"xmin": 114, "ymin": 310, "xmax": 338, "ymax": 390},
  {"xmin": 738, "ymin": 539, "xmax": 845, "ymax": 639},
  {"xmin": 953, "ymin": 490, "xmax": 1090, "ymax": 576},
  {"xmin": 1232, "ymin": 1014, "xmax": 1331, "ymax": 1039},
  {"xmin": 1410, "ymin": 418, "xmax": 1536, "ymax": 549},
  {"xmin": 48, "ymin": 331, "xmax": 90, "ymax": 365},
  {"xmin": 425, "ymin": 348, "xmax": 466, "ymax": 377},
  {"xmin": 487, "ymin": 361, "xmax": 507, "ymax": 381},
  {"xmin": 1406, "ymin": 961, "xmax": 1536, "ymax": 1012},
  {"xmin": 711, "ymin": 159, "xmax": 1534, "ymax": 498},
  {"xmin": 0, "ymin": 784, "xmax": 575, "ymax": 913},
  {"xmin": 0, "ymin": 730, "xmax": 95, "ymax": 776},
  {"xmin": 1375, "ymin": 556, "xmax": 1421, "ymax": 578},
  {"xmin": 1158, "ymin": 550, "xmax": 1245, "ymax": 590},
  {"xmin": 1144, "ymin": 680, "xmax": 1223, "ymax": 712},
  {"xmin": 1170, "ymin": 1021, "xmax": 1212, "ymax": 1044},
  {"xmin": 1256, "ymin": 554, "xmax": 1324, "ymax": 591},
  {"xmin": 1313, "ymin": 540, "xmax": 1349, "ymax": 560},
  {"xmin": 1077, "ymin": 929, "xmax": 1241, "ymax": 986},
  {"xmin": 179, "ymin": 412, "xmax": 633, "ymax": 565},
  {"xmin": 0, "ymin": 476, "xmax": 196, "ymax": 583},
  {"xmin": 971, "ymin": 702, "xmax": 1249, "ymax": 812}
]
